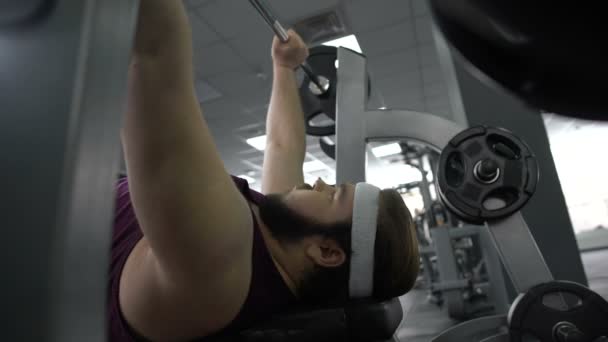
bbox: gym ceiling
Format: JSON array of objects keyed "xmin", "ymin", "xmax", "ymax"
[{"xmin": 179, "ymin": 0, "xmax": 591, "ymax": 185}]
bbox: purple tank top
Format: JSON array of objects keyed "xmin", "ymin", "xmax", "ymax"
[{"xmin": 108, "ymin": 176, "xmax": 297, "ymax": 341}]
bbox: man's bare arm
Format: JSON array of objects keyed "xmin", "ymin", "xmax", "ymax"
[
  {"xmin": 262, "ymin": 31, "xmax": 308, "ymax": 194},
  {"xmin": 121, "ymin": 1, "xmax": 254, "ymax": 338},
  {"xmin": 123, "ymin": 0, "xmax": 252, "ymax": 287}
]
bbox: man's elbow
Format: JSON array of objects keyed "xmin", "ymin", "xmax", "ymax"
[{"xmin": 266, "ymin": 126, "xmax": 306, "ymax": 149}]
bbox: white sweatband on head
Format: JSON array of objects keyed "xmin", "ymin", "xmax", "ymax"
[{"xmin": 349, "ymin": 183, "xmax": 381, "ymax": 298}]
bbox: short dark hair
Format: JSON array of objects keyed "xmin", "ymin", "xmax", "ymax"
[{"xmin": 371, "ymin": 189, "xmax": 419, "ymax": 301}]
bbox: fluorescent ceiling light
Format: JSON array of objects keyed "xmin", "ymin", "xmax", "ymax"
[
  {"xmin": 246, "ymin": 135, "xmax": 267, "ymax": 151},
  {"xmin": 238, "ymin": 175, "xmax": 257, "ymax": 184},
  {"xmin": 367, "ymin": 164, "xmax": 422, "ymax": 189},
  {"xmin": 304, "ymin": 174, "xmax": 318, "ymax": 186},
  {"xmin": 322, "ymin": 35, "xmax": 362, "ymax": 53},
  {"xmin": 372, "ymin": 143, "xmax": 402, "ymax": 158},
  {"xmin": 303, "ymin": 160, "xmax": 329, "ymax": 173},
  {"xmin": 325, "ymin": 172, "xmax": 336, "ymax": 185}
]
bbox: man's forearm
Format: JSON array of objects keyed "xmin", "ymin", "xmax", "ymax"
[
  {"xmin": 266, "ymin": 65, "xmax": 306, "ymax": 155},
  {"xmin": 124, "ymin": 0, "xmax": 196, "ymax": 169}
]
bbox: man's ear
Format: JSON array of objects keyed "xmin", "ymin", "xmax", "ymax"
[{"xmin": 305, "ymin": 238, "xmax": 346, "ymax": 268}]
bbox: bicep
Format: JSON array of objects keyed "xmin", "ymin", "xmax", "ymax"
[
  {"xmin": 136, "ymin": 170, "xmax": 253, "ymax": 282},
  {"xmin": 261, "ymin": 143, "xmax": 305, "ymax": 194},
  {"xmin": 124, "ymin": 68, "xmax": 253, "ymax": 283},
  {"xmin": 120, "ymin": 239, "xmax": 252, "ymax": 340}
]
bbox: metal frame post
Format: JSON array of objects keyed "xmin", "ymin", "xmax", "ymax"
[
  {"xmin": 335, "ymin": 48, "xmax": 464, "ymax": 184},
  {"xmin": 486, "ymin": 214, "xmax": 554, "ymax": 294},
  {"xmin": 1, "ymin": 0, "xmax": 139, "ymax": 340},
  {"xmin": 478, "ymin": 227, "xmax": 511, "ymax": 314},
  {"xmin": 334, "ymin": 47, "xmax": 466, "ymax": 340},
  {"xmin": 335, "ymin": 48, "xmax": 369, "ymax": 184}
]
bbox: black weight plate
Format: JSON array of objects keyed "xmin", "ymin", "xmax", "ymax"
[
  {"xmin": 306, "ymin": 120, "xmax": 336, "ymax": 137},
  {"xmin": 449, "ymin": 126, "xmax": 487, "ymax": 148},
  {"xmin": 300, "ymin": 45, "xmax": 373, "ymax": 137},
  {"xmin": 509, "ymin": 281, "xmax": 608, "ymax": 342},
  {"xmin": 300, "ymin": 46, "xmax": 338, "ymax": 136},
  {"xmin": 436, "ymin": 126, "xmax": 539, "ymax": 223},
  {"xmin": 429, "ymin": 1, "xmax": 607, "ymax": 121},
  {"xmin": 525, "ymin": 156, "xmax": 539, "ymax": 195},
  {"xmin": 319, "ymin": 138, "xmax": 336, "ymax": 160}
]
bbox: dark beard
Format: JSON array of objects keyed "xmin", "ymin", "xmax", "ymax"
[
  {"xmin": 258, "ymin": 192, "xmax": 352, "ymax": 307},
  {"xmin": 258, "ymin": 193, "xmax": 325, "ymax": 243}
]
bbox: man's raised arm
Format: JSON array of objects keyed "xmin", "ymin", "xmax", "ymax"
[
  {"xmin": 122, "ymin": 0, "xmax": 252, "ymax": 286},
  {"xmin": 262, "ymin": 30, "xmax": 309, "ymax": 194}
]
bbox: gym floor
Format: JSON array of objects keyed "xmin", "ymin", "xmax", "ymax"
[{"xmin": 397, "ymin": 249, "xmax": 608, "ymax": 341}]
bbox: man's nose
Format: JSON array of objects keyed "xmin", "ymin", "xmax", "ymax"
[{"xmin": 313, "ymin": 178, "xmax": 327, "ymax": 191}]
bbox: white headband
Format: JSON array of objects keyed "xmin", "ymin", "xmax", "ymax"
[{"xmin": 349, "ymin": 183, "xmax": 381, "ymax": 298}]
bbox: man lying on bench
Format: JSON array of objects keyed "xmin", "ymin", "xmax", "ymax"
[{"xmin": 109, "ymin": 1, "xmax": 420, "ymax": 341}]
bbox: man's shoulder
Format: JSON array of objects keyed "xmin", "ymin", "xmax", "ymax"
[{"xmin": 118, "ymin": 233, "xmax": 253, "ymax": 341}]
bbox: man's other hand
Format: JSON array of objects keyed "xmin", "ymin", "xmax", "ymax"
[{"xmin": 271, "ymin": 29, "xmax": 309, "ymax": 70}]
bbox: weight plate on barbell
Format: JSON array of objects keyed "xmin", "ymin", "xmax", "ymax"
[
  {"xmin": 319, "ymin": 137, "xmax": 336, "ymax": 160},
  {"xmin": 299, "ymin": 46, "xmax": 337, "ymax": 136},
  {"xmin": 508, "ymin": 281, "xmax": 608, "ymax": 342},
  {"xmin": 299, "ymin": 45, "xmax": 372, "ymax": 137},
  {"xmin": 436, "ymin": 126, "xmax": 539, "ymax": 223}
]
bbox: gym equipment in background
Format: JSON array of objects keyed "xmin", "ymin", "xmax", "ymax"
[
  {"xmin": 428, "ymin": 1, "xmax": 607, "ymax": 121},
  {"xmin": 298, "ymin": 45, "xmax": 372, "ymax": 137},
  {"xmin": 1, "ymin": 1, "xmax": 139, "ymax": 341},
  {"xmin": 299, "ymin": 46, "xmax": 341, "ymax": 136},
  {"xmin": 319, "ymin": 136, "xmax": 336, "ymax": 160},
  {"xmin": 437, "ymin": 126, "xmax": 538, "ymax": 223},
  {"xmin": 432, "ymin": 126, "xmax": 608, "ymax": 342},
  {"xmin": 329, "ymin": 47, "xmax": 607, "ymax": 341},
  {"xmin": 400, "ymin": 144, "xmax": 509, "ymax": 321}
]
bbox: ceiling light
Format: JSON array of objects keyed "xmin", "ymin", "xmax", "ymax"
[
  {"xmin": 303, "ymin": 160, "xmax": 329, "ymax": 173},
  {"xmin": 372, "ymin": 143, "xmax": 402, "ymax": 158},
  {"xmin": 304, "ymin": 174, "xmax": 318, "ymax": 185},
  {"xmin": 367, "ymin": 164, "xmax": 422, "ymax": 189},
  {"xmin": 246, "ymin": 135, "xmax": 267, "ymax": 151},
  {"xmin": 322, "ymin": 34, "xmax": 363, "ymax": 53},
  {"xmin": 325, "ymin": 172, "xmax": 336, "ymax": 185}
]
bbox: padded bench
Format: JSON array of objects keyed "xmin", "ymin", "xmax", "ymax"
[{"xmin": 233, "ymin": 298, "xmax": 403, "ymax": 342}]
